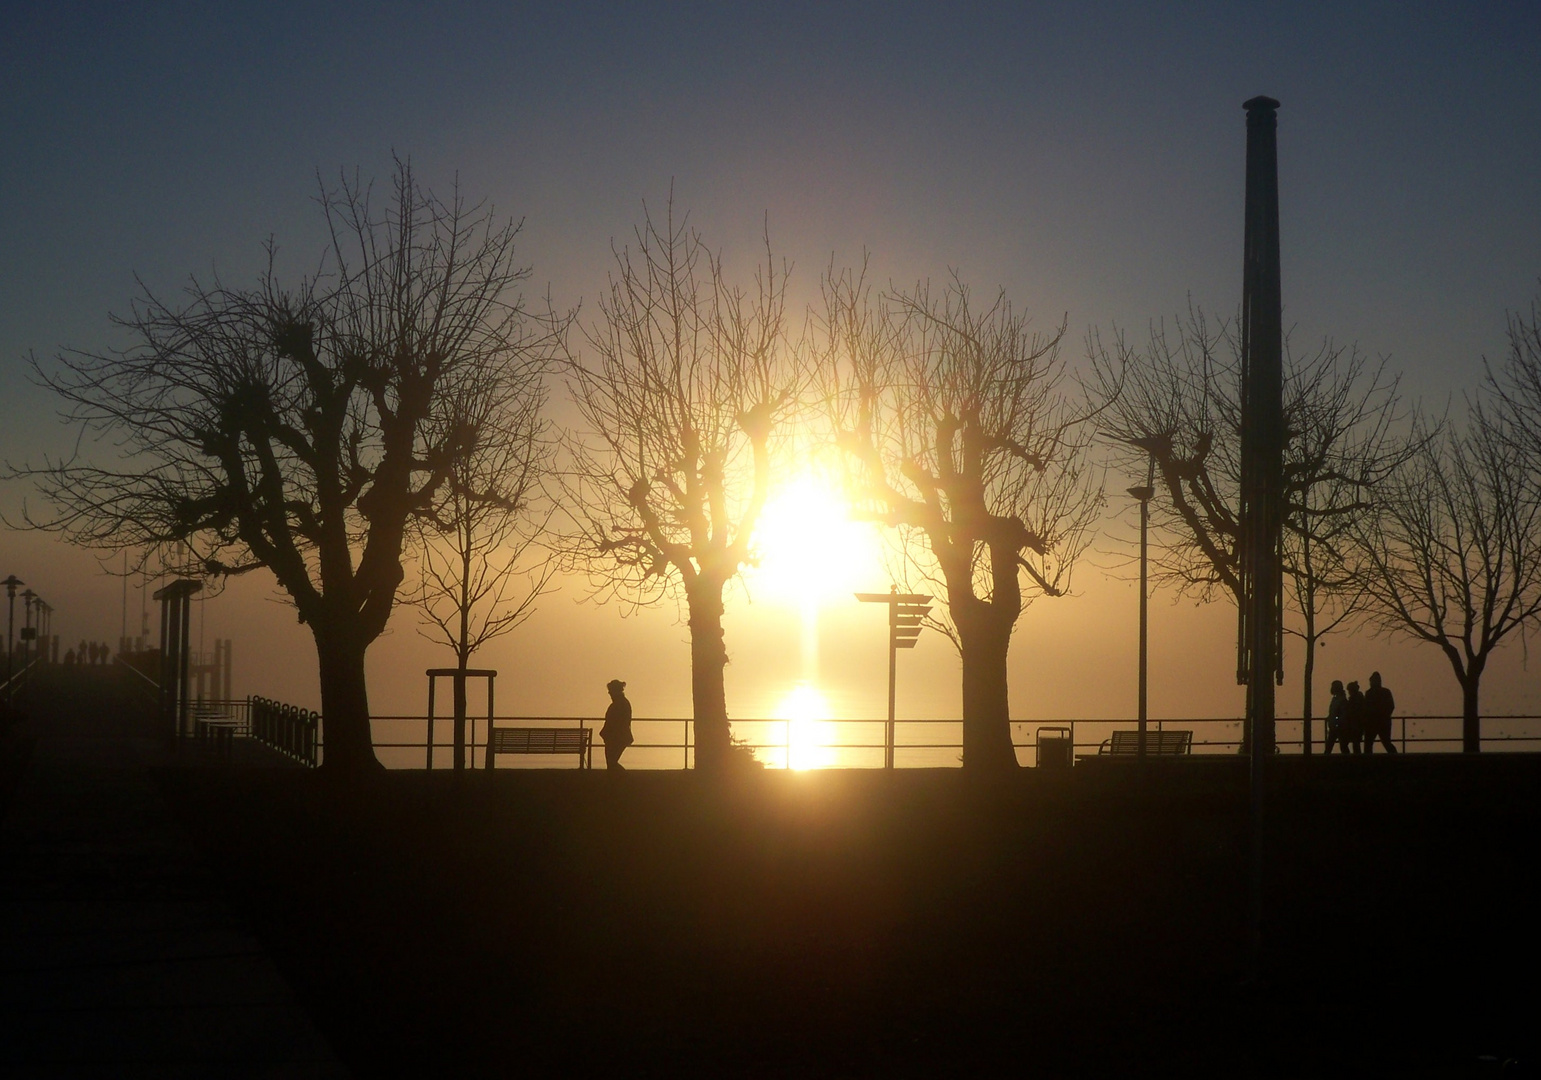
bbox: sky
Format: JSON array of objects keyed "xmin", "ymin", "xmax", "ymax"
[{"xmin": 3, "ymin": 2, "xmax": 1541, "ymax": 733}]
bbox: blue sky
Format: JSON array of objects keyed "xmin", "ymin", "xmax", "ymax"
[{"xmin": 3, "ymin": 2, "xmax": 1539, "ymax": 723}]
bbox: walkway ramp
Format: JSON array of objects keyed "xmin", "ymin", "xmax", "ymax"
[{"xmin": 0, "ymin": 667, "xmax": 346, "ymax": 1075}]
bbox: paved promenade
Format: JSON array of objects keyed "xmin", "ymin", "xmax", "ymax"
[{"xmin": 0, "ymin": 671, "xmax": 347, "ymax": 1077}]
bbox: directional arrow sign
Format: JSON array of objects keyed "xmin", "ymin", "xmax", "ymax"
[{"xmin": 856, "ymin": 590, "xmax": 937, "ymax": 768}]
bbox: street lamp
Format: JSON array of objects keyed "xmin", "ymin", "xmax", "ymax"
[
  {"xmin": 20, "ymin": 589, "xmax": 36, "ymax": 680},
  {"xmin": 2, "ymin": 575, "xmax": 21, "ymax": 706},
  {"xmin": 38, "ymin": 601, "xmax": 53, "ymax": 664},
  {"xmin": 1128, "ymin": 474, "xmax": 1155, "ymax": 759}
]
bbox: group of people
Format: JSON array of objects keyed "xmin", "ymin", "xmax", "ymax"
[
  {"xmin": 1324, "ymin": 671, "xmax": 1398, "ymax": 754},
  {"xmin": 63, "ymin": 641, "xmax": 112, "ymax": 666}
]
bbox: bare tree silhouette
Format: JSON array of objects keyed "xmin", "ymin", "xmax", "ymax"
[
  {"xmin": 408, "ymin": 350, "xmax": 556, "ymax": 770},
  {"xmin": 1087, "ymin": 311, "xmax": 1420, "ymax": 722},
  {"xmin": 819, "ymin": 268, "xmax": 1104, "ymax": 771},
  {"xmin": 556, "ymin": 201, "xmax": 800, "ymax": 771},
  {"xmin": 1354, "ymin": 403, "xmax": 1541, "ymax": 752},
  {"xmin": 12, "ymin": 162, "xmax": 544, "ymax": 774}
]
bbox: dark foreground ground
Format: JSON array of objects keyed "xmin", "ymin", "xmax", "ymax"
[{"xmin": 155, "ymin": 752, "xmax": 1538, "ymax": 1078}]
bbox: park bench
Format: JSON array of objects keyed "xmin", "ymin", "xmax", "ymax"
[
  {"xmin": 485, "ymin": 725, "xmax": 593, "ymax": 769},
  {"xmin": 1098, "ymin": 729, "xmax": 1193, "ymax": 756}
]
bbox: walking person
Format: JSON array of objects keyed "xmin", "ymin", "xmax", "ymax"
[
  {"xmin": 1363, "ymin": 671, "xmax": 1398, "ymax": 754},
  {"xmin": 600, "ymin": 679, "xmax": 633, "ymax": 771},
  {"xmin": 1343, "ymin": 681, "xmax": 1366, "ymax": 755},
  {"xmin": 1323, "ymin": 680, "xmax": 1350, "ymax": 754}
]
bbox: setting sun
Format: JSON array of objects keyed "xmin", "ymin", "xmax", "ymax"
[{"xmin": 746, "ymin": 472, "xmax": 885, "ymax": 608}]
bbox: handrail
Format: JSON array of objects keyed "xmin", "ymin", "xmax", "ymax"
[
  {"xmin": 0, "ymin": 655, "xmax": 42, "ymax": 695},
  {"xmin": 358, "ymin": 714, "xmax": 1541, "ymax": 769},
  {"xmin": 112, "ymin": 654, "xmax": 161, "ymax": 690}
]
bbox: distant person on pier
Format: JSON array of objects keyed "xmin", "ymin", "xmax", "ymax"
[
  {"xmin": 1323, "ymin": 680, "xmax": 1349, "ymax": 754},
  {"xmin": 1343, "ymin": 681, "xmax": 1366, "ymax": 755},
  {"xmin": 601, "ymin": 679, "xmax": 633, "ymax": 771},
  {"xmin": 63, "ymin": 648, "xmax": 75, "ymax": 667},
  {"xmin": 1363, "ymin": 671, "xmax": 1397, "ymax": 754}
]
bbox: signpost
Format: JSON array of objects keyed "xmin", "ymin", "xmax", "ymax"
[{"xmin": 855, "ymin": 587, "xmax": 932, "ymax": 768}]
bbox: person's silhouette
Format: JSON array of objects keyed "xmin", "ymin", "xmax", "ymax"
[
  {"xmin": 1363, "ymin": 671, "xmax": 1397, "ymax": 754},
  {"xmin": 1344, "ymin": 681, "xmax": 1366, "ymax": 755},
  {"xmin": 1323, "ymin": 679, "xmax": 1349, "ymax": 754},
  {"xmin": 601, "ymin": 679, "xmax": 633, "ymax": 771}
]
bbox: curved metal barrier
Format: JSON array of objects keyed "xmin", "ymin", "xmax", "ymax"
[{"xmin": 250, "ymin": 695, "xmax": 320, "ymax": 768}]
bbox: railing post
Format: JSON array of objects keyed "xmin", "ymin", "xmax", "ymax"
[{"xmin": 426, "ymin": 675, "xmax": 436, "ymax": 771}]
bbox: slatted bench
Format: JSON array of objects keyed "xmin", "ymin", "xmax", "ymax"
[
  {"xmin": 1099, "ymin": 729, "xmax": 1193, "ymax": 756},
  {"xmin": 485, "ymin": 726, "xmax": 593, "ymax": 769}
]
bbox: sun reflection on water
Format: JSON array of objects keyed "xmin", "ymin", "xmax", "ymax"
[{"xmin": 777, "ymin": 682, "xmax": 837, "ymax": 770}]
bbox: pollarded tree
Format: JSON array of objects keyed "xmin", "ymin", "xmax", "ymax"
[
  {"xmin": 408, "ymin": 353, "xmax": 556, "ymax": 770},
  {"xmin": 819, "ymin": 268, "xmax": 1105, "ymax": 771},
  {"xmin": 1087, "ymin": 311, "xmax": 1420, "ymax": 725},
  {"xmin": 558, "ymin": 203, "xmax": 799, "ymax": 771},
  {"xmin": 1353, "ymin": 406, "xmax": 1541, "ymax": 752},
  {"xmin": 13, "ymin": 163, "xmax": 543, "ymax": 774}
]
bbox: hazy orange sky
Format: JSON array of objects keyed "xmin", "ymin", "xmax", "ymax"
[{"xmin": 4, "ymin": 3, "xmax": 1540, "ymax": 725}]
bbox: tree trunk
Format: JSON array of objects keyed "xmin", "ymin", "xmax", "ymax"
[
  {"xmin": 686, "ymin": 580, "xmax": 731, "ymax": 771},
  {"xmin": 313, "ymin": 628, "xmax": 383, "ymax": 775},
  {"xmin": 453, "ymin": 666, "xmax": 468, "ymax": 771},
  {"xmin": 955, "ymin": 606, "xmax": 1018, "ymax": 770},
  {"xmin": 1462, "ymin": 676, "xmax": 1481, "ymax": 754}
]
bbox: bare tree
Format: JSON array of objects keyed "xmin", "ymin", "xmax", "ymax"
[
  {"xmin": 557, "ymin": 202, "xmax": 798, "ymax": 771},
  {"xmin": 1483, "ymin": 287, "xmax": 1541, "ymax": 470},
  {"xmin": 819, "ymin": 268, "xmax": 1104, "ymax": 771},
  {"xmin": 408, "ymin": 355, "xmax": 556, "ymax": 770},
  {"xmin": 1088, "ymin": 311, "xmax": 1420, "ymax": 726},
  {"xmin": 12, "ymin": 162, "xmax": 541, "ymax": 774},
  {"xmin": 1353, "ymin": 408, "xmax": 1541, "ymax": 752}
]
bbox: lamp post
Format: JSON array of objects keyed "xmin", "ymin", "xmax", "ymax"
[
  {"xmin": 3, "ymin": 575, "xmax": 21, "ymax": 706},
  {"xmin": 20, "ymin": 589, "xmax": 36, "ymax": 679},
  {"xmin": 42, "ymin": 601, "xmax": 54, "ymax": 664},
  {"xmin": 1128, "ymin": 473, "xmax": 1155, "ymax": 759}
]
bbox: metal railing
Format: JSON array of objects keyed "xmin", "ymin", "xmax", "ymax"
[
  {"xmin": 357, "ymin": 714, "xmax": 1541, "ymax": 770},
  {"xmin": 194, "ymin": 703, "xmax": 1541, "ymax": 770},
  {"xmin": 250, "ymin": 696, "xmax": 320, "ymax": 768},
  {"xmin": 0, "ymin": 654, "xmax": 42, "ymax": 699}
]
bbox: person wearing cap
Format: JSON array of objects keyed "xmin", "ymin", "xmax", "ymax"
[
  {"xmin": 601, "ymin": 679, "xmax": 633, "ymax": 770},
  {"xmin": 1363, "ymin": 671, "xmax": 1397, "ymax": 754}
]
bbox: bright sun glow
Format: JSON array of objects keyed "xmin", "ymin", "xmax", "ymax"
[
  {"xmin": 747, "ymin": 472, "xmax": 884, "ymax": 609},
  {"xmin": 776, "ymin": 682, "xmax": 837, "ymax": 770}
]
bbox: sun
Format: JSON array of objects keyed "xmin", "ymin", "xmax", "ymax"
[{"xmin": 747, "ymin": 471, "xmax": 884, "ymax": 608}]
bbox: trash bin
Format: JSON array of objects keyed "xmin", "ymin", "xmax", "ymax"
[{"xmin": 1036, "ymin": 725, "xmax": 1073, "ymax": 769}]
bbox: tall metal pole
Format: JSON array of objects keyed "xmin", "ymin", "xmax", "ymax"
[
  {"xmin": 857, "ymin": 588, "xmax": 930, "ymax": 769},
  {"xmin": 1238, "ymin": 94, "xmax": 1285, "ymax": 978},
  {"xmin": 887, "ymin": 618, "xmax": 898, "ymax": 770},
  {"xmin": 21, "ymin": 590, "xmax": 36, "ymax": 677},
  {"xmin": 1129, "ymin": 473, "xmax": 1155, "ymax": 759},
  {"xmin": 178, "ymin": 589, "xmax": 193, "ymax": 739}
]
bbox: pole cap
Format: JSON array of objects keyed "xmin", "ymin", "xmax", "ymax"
[{"xmin": 1243, "ymin": 96, "xmax": 1281, "ymax": 113}]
